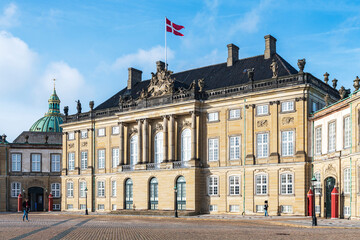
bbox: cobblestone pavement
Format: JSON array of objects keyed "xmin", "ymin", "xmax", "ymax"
[{"xmin": 0, "ymin": 213, "xmax": 360, "ymax": 240}]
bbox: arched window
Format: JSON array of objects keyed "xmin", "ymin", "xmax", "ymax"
[
  {"xmin": 154, "ymin": 132, "xmax": 163, "ymax": 165},
  {"xmin": 149, "ymin": 178, "xmax": 158, "ymax": 210},
  {"xmin": 181, "ymin": 129, "xmax": 191, "ymax": 162},
  {"xmin": 130, "ymin": 135, "xmax": 138, "ymax": 166},
  {"xmin": 125, "ymin": 179, "xmax": 133, "ymax": 209},
  {"xmin": 176, "ymin": 176, "xmax": 186, "ymax": 210}
]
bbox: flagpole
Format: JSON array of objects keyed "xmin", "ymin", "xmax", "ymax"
[{"xmin": 165, "ymin": 16, "xmax": 167, "ymax": 70}]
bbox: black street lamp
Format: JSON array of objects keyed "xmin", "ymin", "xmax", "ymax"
[
  {"xmin": 311, "ymin": 176, "xmax": 317, "ymax": 226},
  {"xmin": 85, "ymin": 187, "xmax": 88, "ymax": 215},
  {"xmin": 174, "ymin": 186, "xmax": 178, "ymax": 218}
]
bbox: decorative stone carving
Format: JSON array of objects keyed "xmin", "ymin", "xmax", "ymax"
[
  {"xmin": 247, "ymin": 68, "xmax": 255, "ymax": 81},
  {"xmin": 270, "ymin": 59, "xmax": 278, "ymax": 78},
  {"xmin": 325, "ymin": 164, "xmax": 336, "ymax": 176},
  {"xmin": 147, "ymin": 61, "xmax": 175, "ymax": 97},
  {"xmin": 139, "ymin": 89, "xmax": 149, "ymax": 99},
  {"xmin": 129, "ymin": 128, "xmax": 138, "ymax": 135},
  {"xmin": 198, "ymin": 78, "xmax": 205, "ymax": 92},
  {"xmin": 76, "ymin": 100, "xmax": 82, "ymax": 114},
  {"xmin": 324, "ymin": 94, "xmax": 329, "ymax": 107},
  {"xmin": 354, "ymin": 76, "xmax": 360, "ymax": 91},
  {"xmin": 81, "ymin": 142, "xmax": 88, "ymax": 147},
  {"xmin": 339, "ymin": 86, "xmax": 346, "ymax": 99},
  {"xmin": 89, "ymin": 101, "xmax": 94, "ymax": 111},
  {"xmin": 64, "ymin": 106, "xmax": 69, "ymax": 116},
  {"xmin": 178, "ymin": 120, "xmax": 191, "ymax": 129},
  {"xmin": 332, "ymin": 78, "xmax": 338, "ymax": 89},
  {"xmin": 297, "ymin": 59, "xmax": 306, "ymax": 73},
  {"xmin": 68, "ymin": 143, "xmax": 74, "ymax": 149},
  {"xmin": 153, "ymin": 123, "xmax": 163, "ymax": 132},
  {"xmin": 257, "ymin": 120, "xmax": 268, "ymax": 127},
  {"xmin": 282, "ymin": 117, "xmax": 294, "ymax": 125},
  {"xmin": 323, "ymin": 72, "xmax": 329, "ymax": 84}
]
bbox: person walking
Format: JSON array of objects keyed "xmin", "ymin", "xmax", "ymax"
[
  {"xmin": 22, "ymin": 199, "xmax": 30, "ymax": 222},
  {"xmin": 264, "ymin": 200, "xmax": 269, "ymax": 217}
]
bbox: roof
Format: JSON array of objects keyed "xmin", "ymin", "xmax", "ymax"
[
  {"xmin": 13, "ymin": 131, "xmax": 62, "ymax": 145},
  {"xmin": 95, "ymin": 53, "xmax": 298, "ymax": 110}
]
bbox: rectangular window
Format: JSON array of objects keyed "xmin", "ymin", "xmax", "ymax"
[
  {"xmin": 79, "ymin": 181, "xmax": 87, "ymax": 198},
  {"xmin": 281, "ymin": 101, "xmax": 294, "ymax": 112},
  {"xmin": 67, "ymin": 182, "xmax": 73, "ymax": 197},
  {"xmin": 51, "ymin": 183, "xmax": 60, "ymax": 198},
  {"xmin": 256, "ymin": 105, "xmax": 268, "ymax": 115},
  {"xmin": 53, "ymin": 204, "xmax": 60, "ymax": 210},
  {"xmin": 208, "ymin": 138, "xmax": 219, "ymax": 161},
  {"xmin": 80, "ymin": 204, "xmax": 86, "ymax": 210},
  {"xmin": 229, "ymin": 136, "xmax": 241, "ymax": 160},
  {"xmin": 315, "ymin": 172, "xmax": 321, "ymax": 195},
  {"xmin": 112, "ymin": 180, "xmax": 117, "ymax": 197},
  {"xmin": 257, "ymin": 133, "xmax": 269, "ymax": 158},
  {"xmin": 68, "ymin": 132, "xmax": 75, "ymax": 140},
  {"xmin": 208, "ymin": 176, "xmax": 218, "ymax": 196},
  {"xmin": 280, "ymin": 173, "xmax": 293, "ymax": 195},
  {"xmin": 98, "ymin": 128, "xmax": 105, "ymax": 137},
  {"xmin": 68, "ymin": 153, "xmax": 75, "ymax": 171},
  {"xmin": 282, "ymin": 131, "xmax": 294, "ymax": 156},
  {"xmin": 315, "ymin": 205, "xmax": 321, "ymax": 214},
  {"xmin": 98, "ymin": 204, "xmax": 105, "ymax": 210},
  {"xmin": 208, "ymin": 112, "xmax": 219, "ymax": 122},
  {"xmin": 81, "ymin": 130, "xmax": 88, "ymax": 139},
  {"xmin": 31, "ymin": 154, "xmax": 41, "ymax": 172},
  {"xmin": 229, "ymin": 205, "xmax": 239, "ymax": 212},
  {"xmin": 112, "ymin": 148, "xmax": 119, "ymax": 168},
  {"xmin": 98, "ymin": 181, "xmax": 105, "ymax": 197},
  {"xmin": 209, "ymin": 205, "xmax": 218, "ymax": 212},
  {"xmin": 255, "ymin": 174, "xmax": 267, "ymax": 195},
  {"xmin": 344, "ymin": 168, "xmax": 351, "ymax": 194},
  {"xmin": 112, "ymin": 126, "xmax": 119, "ymax": 135},
  {"xmin": 281, "ymin": 205, "xmax": 293, "ymax": 213},
  {"xmin": 80, "ymin": 151, "xmax": 87, "ymax": 170},
  {"xmin": 315, "ymin": 127, "xmax": 322, "ymax": 155},
  {"xmin": 51, "ymin": 154, "xmax": 61, "ymax": 172},
  {"xmin": 328, "ymin": 122, "xmax": 336, "ymax": 152},
  {"xmin": 67, "ymin": 204, "xmax": 73, "ymax": 210},
  {"xmin": 344, "ymin": 116, "xmax": 351, "ymax": 149},
  {"xmin": 229, "ymin": 175, "xmax": 240, "ymax": 195},
  {"xmin": 98, "ymin": 149, "xmax": 105, "ymax": 169},
  {"xmin": 256, "ymin": 205, "xmax": 264, "ymax": 212},
  {"xmin": 11, "ymin": 182, "xmax": 21, "ymax": 197},
  {"xmin": 11, "ymin": 153, "xmax": 21, "ymax": 172},
  {"xmin": 229, "ymin": 109, "xmax": 240, "ymax": 120},
  {"xmin": 112, "ymin": 204, "xmax": 117, "ymax": 210},
  {"xmin": 344, "ymin": 206, "xmax": 350, "ymax": 216}
]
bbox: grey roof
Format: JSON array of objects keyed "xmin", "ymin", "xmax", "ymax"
[
  {"xmin": 95, "ymin": 54, "xmax": 298, "ymax": 110},
  {"xmin": 12, "ymin": 131, "xmax": 62, "ymax": 145}
]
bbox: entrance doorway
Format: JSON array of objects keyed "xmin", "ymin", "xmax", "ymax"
[
  {"xmin": 28, "ymin": 187, "xmax": 44, "ymax": 211},
  {"xmin": 325, "ymin": 177, "xmax": 335, "ymax": 218}
]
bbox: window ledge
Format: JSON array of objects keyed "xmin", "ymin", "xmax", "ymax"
[
  {"xmin": 280, "ymin": 110, "xmax": 296, "ymax": 114},
  {"xmin": 208, "ymin": 195, "xmax": 220, "ymax": 198},
  {"xmin": 228, "ymin": 194, "xmax": 241, "ymax": 197},
  {"xmin": 228, "ymin": 118, "xmax": 241, "ymax": 121},
  {"xmin": 280, "ymin": 194, "xmax": 295, "ymax": 196},
  {"xmin": 207, "ymin": 120, "xmax": 220, "ymax": 123}
]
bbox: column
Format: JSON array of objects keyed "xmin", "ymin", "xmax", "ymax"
[
  {"xmin": 119, "ymin": 122, "xmax": 124, "ymax": 165},
  {"xmin": 245, "ymin": 104, "xmax": 255, "ymax": 165},
  {"xmin": 137, "ymin": 119, "xmax": 142, "ymax": 164},
  {"xmin": 163, "ymin": 116, "xmax": 168, "ymax": 162},
  {"xmin": 191, "ymin": 111, "xmax": 196, "ymax": 160},
  {"xmin": 143, "ymin": 119, "xmax": 148, "ymax": 164},
  {"xmin": 169, "ymin": 115, "xmax": 175, "ymax": 161}
]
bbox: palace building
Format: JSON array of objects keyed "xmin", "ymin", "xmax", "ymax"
[{"xmin": 60, "ymin": 35, "xmax": 342, "ymax": 215}]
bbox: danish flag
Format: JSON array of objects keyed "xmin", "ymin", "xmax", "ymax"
[{"xmin": 166, "ymin": 18, "xmax": 185, "ymax": 36}]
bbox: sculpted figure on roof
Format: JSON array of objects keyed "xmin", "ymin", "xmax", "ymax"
[{"xmin": 147, "ymin": 61, "xmax": 175, "ymax": 97}]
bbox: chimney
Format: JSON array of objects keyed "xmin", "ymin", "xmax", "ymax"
[
  {"xmin": 127, "ymin": 67, "xmax": 142, "ymax": 90},
  {"xmin": 264, "ymin": 35, "xmax": 277, "ymax": 59},
  {"xmin": 227, "ymin": 44, "xmax": 239, "ymax": 67}
]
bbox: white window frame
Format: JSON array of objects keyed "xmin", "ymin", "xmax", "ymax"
[
  {"xmin": 256, "ymin": 105, "xmax": 268, "ymax": 115},
  {"xmin": 79, "ymin": 181, "xmax": 87, "ymax": 198},
  {"xmin": 314, "ymin": 172, "xmax": 321, "ymax": 195},
  {"xmin": 11, "ymin": 182, "xmax": 21, "ymax": 197},
  {"xmin": 53, "ymin": 204, "xmax": 61, "ymax": 210},
  {"xmin": 81, "ymin": 130, "xmax": 88, "ymax": 139},
  {"xmin": 257, "ymin": 133, "xmax": 269, "ymax": 158},
  {"xmin": 181, "ymin": 129, "xmax": 191, "ymax": 162},
  {"xmin": 208, "ymin": 112, "xmax": 219, "ymax": 122},
  {"xmin": 11, "ymin": 153, "xmax": 21, "ymax": 172},
  {"xmin": 255, "ymin": 174, "xmax": 268, "ymax": 195},
  {"xmin": 51, "ymin": 154, "xmax": 61, "ymax": 172},
  {"xmin": 229, "ymin": 205, "xmax": 239, "ymax": 212},
  {"xmin": 67, "ymin": 204, "xmax": 73, "ymax": 210},
  {"xmin": 130, "ymin": 135, "xmax": 138, "ymax": 166},
  {"xmin": 208, "ymin": 175, "xmax": 219, "ymax": 196},
  {"xmin": 112, "ymin": 126, "xmax": 120, "ymax": 135},
  {"xmin": 344, "ymin": 168, "xmax": 351, "ymax": 194},
  {"xmin": 68, "ymin": 132, "xmax": 75, "ymax": 140},
  {"xmin": 229, "ymin": 175, "xmax": 240, "ymax": 195},
  {"xmin": 67, "ymin": 182, "xmax": 74, "ymax": 197},
  {"xmin": 112, "ymin": 180, "xmax": 117, "ymax": 197},
  {"xmin": 51, "ymin": 183, "xmax": 61, "ymax": 198},
  {"xmin": 256, "ymin": 205, "xmax": 264, "ymax": 212},
  {"xmin": 112, "ymin": 148, "xmax": 119, "ymax": 168},
  {"xmin": 208, "ymin": 138, "xmax": 219, "ymax": 162},
  {"xmin": 68, "ymin": 152, "xmax": 75, "ymax": 171},
  {"xmin": 281, "ymin": 205, "xmax": 293, "ymax": 213},
  {"xmin": 154, "ymin": 132, "xmax": 164, "ymax": 164},
  {"xmin": 229, "ymin": 136, "xmax": 241, "ymax": 160},
  {"xmin": 281, "ymin": 130, "xmax": 294, "ymax": 156},
  {"xmin": 281, "ymin": 101, "xmax": 294, "ymax": 112},
  {"xmin": 280, "ymin": 173, "xmax": 294, "ymax": 195},
  {"xmin": 209, "ymin": 205, "xmax": 218, "ymax": 212},
  {"xmin": 344, "ymin": 116, "xmax": 351, "ymax": 149},
  {"xmin": 98, "ymin": 181, "xmax": 105, "ymax": 197},
  {"xmin": 98, "ymin": 128, "xmax": 105, "ymax": 137},
  {"xmin": 229, "ymin": 109, "xmax": 240, "ymax": 120},
  {"xmin": 98, "ymin": 149, "xmax": 105, "ymax": 169},
  {"xmin": 81, "ymin": 151, "xmax": 88, "ymax": 170},
  {"xmin": 344, "ymin": 206, "xmax": 350, "ymax": 216},
  {"xmin": 98, "ymin": 204, "xmax": 105, "ymax": 210},
  {"xmin": 315, "ymin": 127, "xmax": 322, "ymax": 155},
  {"xmin": 31, "ymin": 153, "xmax": 41, "ymax": 172},
  {"xmin": 328, "ymin": 121, "xmax": 336, "ymax": 152}
]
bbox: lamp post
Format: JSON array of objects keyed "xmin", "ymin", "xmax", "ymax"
[
  {"xmin": 85, "ymin": 187, "xmax": 88, "ymax": 215},
  {"xmin": 311, "ymin": 176, "xmax": 318, "ymax": 226},
  {"xmin": 174, "ymin": 186, "xmax": 178, "ymax": 218}
]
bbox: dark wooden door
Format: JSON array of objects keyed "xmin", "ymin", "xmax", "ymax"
[{"xmin": 325, "ymin": 177, "xmax": 335, "ymax": 218}]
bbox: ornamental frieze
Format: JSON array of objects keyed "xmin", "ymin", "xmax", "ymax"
[
  {"xmin": 81, "ymin": 142, "xmax": 88, "ymax": 147},
  {"xmin": 282, "ymin": 117, "xmax": 294, "ymax": 125},
  {"xmin": 257, "ymin": 120, "xmax": 268, "ymax": 127},
  {"xmin": 68, "ymin": 143, "xmax": 74, "ymax": 149}
]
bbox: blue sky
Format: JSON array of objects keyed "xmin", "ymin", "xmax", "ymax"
[{"xmin": 1, "ymin": 0, "xmax": 360, "ymax": 141}]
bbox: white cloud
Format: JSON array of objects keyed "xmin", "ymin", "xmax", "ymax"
[{"xmin": 0, "ymin": 3, "xmax": 18, "ymax": 28}]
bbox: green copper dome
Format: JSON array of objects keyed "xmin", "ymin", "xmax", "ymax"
[{"xmin": 30, "ymin": 88, "xmax": 63, "ymax": 132}]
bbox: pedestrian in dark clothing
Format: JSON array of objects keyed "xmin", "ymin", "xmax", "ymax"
[
  {"xmin": 22, "ymin": 199, "xmax": 30, "ymax": 221},
  {"xmin": 264, "ymin": 200, "xmax": 269, "ymax": 217}
]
